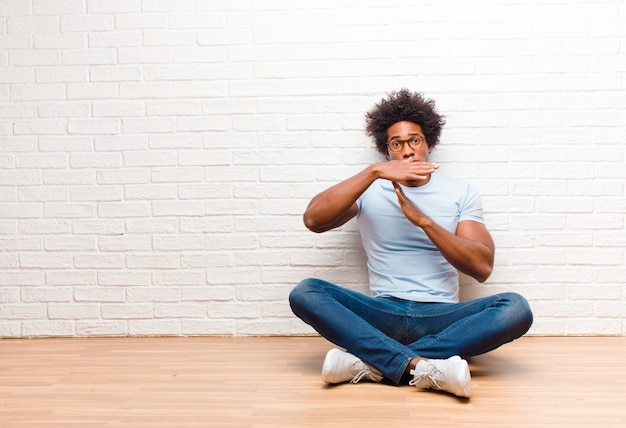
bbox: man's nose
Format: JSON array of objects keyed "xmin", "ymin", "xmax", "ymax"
[{"xmin": 401, "ymin": 141, "xmax": 414, "ymax": 157}]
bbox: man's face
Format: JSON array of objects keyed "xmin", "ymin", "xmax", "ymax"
[{"xmin": 385, "ymin": 121, "xmax": 429, "ymax": 162}]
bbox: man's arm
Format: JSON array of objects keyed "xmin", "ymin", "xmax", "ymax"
[
  {"xmin": 303, "ymin": 161, "xmax": 439, "ymax": 233},
  {"xmin": 392, "ymin": 181, "xmax": 495, "ymax": 282},
  {"xmin": 302, "ymin": 165, "xmax": 377, "ymax": 233}
]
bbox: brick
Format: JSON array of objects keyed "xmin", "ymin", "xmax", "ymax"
[
  {"xmin": 74, "ymin": 287, "xmax": 125, "ymax": 302},
  {"xmin": 9, "ymin": 51, "xmax": 60, "ymax": 67},
  {"xmin": 22, "ymin": 321, "xmax": 74, "ymax": 337},
  {"xmin": 33, "ymin": 0, "xmax": 85, "ymax": 15},
  {"xmin": 46, "ymin": 271, "xmax": 96, "ymax": 286},
  {"xmin": 14, "ymin": 119, "xmax": 67, "ymax": 135},
  {"xmin": 37, "ymin": 101, "xmax": 90, "ymax": 117},
  {"xmin": 0, "ymin": 237, "xmax": 42, "ymax": 251},
  {"xmin": 197, "ymin": 63, "xmax": 253, "ymax": 80},
  {"xmin": 237, "ymin": 319, "xmax": 293, "ymax": 336},
  {"xmin": 178, "ymin": 183, "xmax": 232, "ymax": 200},
  {"xmin": 36, "ymin": 66, "xmax": 87, "ymax": 83},
  {"xmin": 180, "ymin": 253, "xmax": 234, "ymax": 269},
  {"xmin": 7, "ymin": 16, "xmax": 59, "ymax": 33},
  {"xmin": 72, "ymin": 219, "xmax": 124, "ymax": 235},
  {"xmin": 44, "ymin": 236, "xmax": 96, "ymax": 251},
  {"xmin": 102, "ymin": 303, "xmax": 153, "ymax": 319},
  {"xmin": 61, "ymin": 15, "xmax": 114, "ymax": 32},
  {"xmin": 0, "ymin": 303, "xmax": 46, "ymax": 319},
  {"xmin": 92, "ymin": 101, "xmax": 144, "ymax": 118},
  {"xmin": 152, "ymin": 235, "xmax": 204, "ymax": 251},
  {"xmin": 178, "ymin": 150, "xmax": 231, "ymax": 166},
  {"xmin": 154, "ymin": 303, "xmax": 206, "ymax": 318},
  {"xmin": 63, "ymin": 49, "xmax": 116, "ymax": 66},
  {"xmin": 118, "ymin": 47, "xmax": 172, "ymax": 64},
  {"xmin": 76, "ymin": 320, "xmax": 128, "ymax": 336},
  {"xmin": 207, "ymin": 267, "xmax": 259, "ymax": 286},
  {"xmin": 124, "ymin": 184, "xmax": 177, "ymax": 200},
  {"xmin": 96, "ymin": 168, "xmax": 149, "ymax": 185},
  {"xmin": 208, "ymin": 301, "xmax": 260, "ymax": 319},
  {"xmin": 0, "ymin": 203, "xmax": 42, "ymax": 218},
  {"xmin": 0, "ymin": 67, "xmax": 35, "ymax": 83},
  {"xmin": 0, "ymin": 271, "xmax": 44, "ymax": 286},
  {"xmin": 34, "ymin": 33, "xmax": 86, "ymax": 50},
  {"xmin": 44, "ymin": 202, "xmax": 94, "ymax": 218},
  {"xmin": 205, "ymin": 200, "xmax": 257, "ymax": 216},
  {"xmin": 115, "ymin": 13, "xmax": 168, "ymax": 30},
  {"xmin": 151, "ymin": 167, "xmax": 204, "ymax": 183},
  {"xmin": 89, "ymin": 31, "xmax": 141, "ymax": 48},
  {"xmin": 564, "ymin": 319, "xmax": 621, "ymax": 335},
  {"xmin": 125, "ymin": 255, "xmax": 178, "ymax": 269},
  {"xmin": 74, "ymin": 253, "xmax": 124, "ymax": 269},
  {"xmin": 146, "ymin": 100, "xmax": 202, "ymax": 116},
  {"xmin": 90, "ymin": 66, "xmax": 142, "ymax": 82},
  {"xmin": 181, "ymin": 286, "xmax": 234, "ymax": 302},
  {"xmin": 182, "ymin": 319, "xmax": 235, "ymax": 335},
  {"xmin": 97, "ymin": 201, "xmax": 150, "ymax": 218},
  {"xmin": 127, "ymin": 287, "xmax": 180, "ymax": 302},
  {"xmin": 205, "ymin": 234, "xmax": 258, "ymax": 251},
  {"xmin": 0, "ymin": 185, "xmax": 16, "ymax": 200},
  {"xmin": 179, "ymin": 217, "xmax": 233, "ymax": 233},
  {"xmin": 59, "ymin": 85, "xmax": 111, "ymax": 108},
  {"xmin": 124, "ymin": 219, "xmax": 177, "ymax": 234},
  {"xmin": 128, "ymin": 319, "xmax": 181, "ymax": 336},
  {"xmin": 94, "ymin": 135, "xmax": 147, "ymax": 151},
  {"xmin": 0, "ymin": 0, "xmax": 31, "ymax": 15},
  {"xmin": 86, "ymin": 0, "xmax": 141, "ymax": 14},
  {"xmin": 151, "ymin": 200, "xmax": 204, "ymax": 216},
  {"xmin": 98, "ymin": 235, "xmax": 152, "ymax": 251},
  {"xmin": 0, "ymin": 322, "xmax": 21, "ymax": 337},
  {"xmin": 48, "ymin": 303, "xmax": 100, "ymax": 319},
  {"xmin": 18, "ymin": 187, "xmax": 68, "ymax": 202},
  {"xmin": 176, "ymin": 117, "xmax": 229, "ymax": 132},
  {"xmin": 67, "ymin": 118, "xmax": 120, "ymax": 135}
]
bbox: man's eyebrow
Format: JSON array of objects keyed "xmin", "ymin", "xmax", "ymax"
[{"xmin": 388, "ymin": 132, "xmax": 421, "ymax": 140}]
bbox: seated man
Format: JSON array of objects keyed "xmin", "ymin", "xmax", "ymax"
[{"xmin": 289, "ymin": 89, "xmax": 533, "ymax": 398}]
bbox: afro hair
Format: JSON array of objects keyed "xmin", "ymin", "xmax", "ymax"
[{"xmin": 365, "ymin": 89, "xmax": 446, "ymax": 155}]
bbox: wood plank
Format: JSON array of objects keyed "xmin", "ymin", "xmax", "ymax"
[{"xmin": 1, "ymin": 336, "xmax": 625, "ymax": 427}]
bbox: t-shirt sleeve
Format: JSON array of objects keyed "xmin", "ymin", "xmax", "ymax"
[{"xmin": 458, "ymin": 183, "xmax": 485, "ymax": 224}]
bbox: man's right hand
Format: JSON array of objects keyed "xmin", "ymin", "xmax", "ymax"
[{"xmin": 374, "ymin": 160, "xmax": 439, "ymax": 186}]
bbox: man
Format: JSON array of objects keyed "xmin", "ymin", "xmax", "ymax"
[{"xmin": 289, "ymin": 89, "xmax": 533, "ymax": 398}]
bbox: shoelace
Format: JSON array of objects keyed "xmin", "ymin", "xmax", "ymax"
[
  {"xmin": 350, "ymin": 368, "xmax": 374, "ymax": 383},
  {"xmin": 409, "ymin": 363, "xmax": 445, "ymax": 389}
]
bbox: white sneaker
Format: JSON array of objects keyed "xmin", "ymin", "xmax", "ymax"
[
  {"xmin": 321, "ymin": 348, "xmax": 383, "ymax": 384},
  {"xmin": 409, "ymin": 355, "xmax": 471, "ymax": 397}
]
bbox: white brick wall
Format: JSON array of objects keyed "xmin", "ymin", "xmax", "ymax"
[{"xmin": 1, "ymin": 0, "xmax": 625, "ymax": 337}]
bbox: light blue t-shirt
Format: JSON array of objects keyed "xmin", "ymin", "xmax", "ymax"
[{"xmin": 356, "ymin": 173, "xmax": 484, "ymax": 303}]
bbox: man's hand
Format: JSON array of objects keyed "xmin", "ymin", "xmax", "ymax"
[
  {"xmin": 392, "ymin": 181, "xmax": 430, "ymax": 228},
  {"xmin": 377, "ymin": 160, "xmax": 438, "ymax": 183},
  {"xmin": 393, "ymin": 180, "xmax": 495, "ymax": 283}
]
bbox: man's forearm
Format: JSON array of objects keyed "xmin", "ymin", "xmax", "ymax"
[
  {"xmin": 421, "ymin": 220, "xmax": 494, "ymax": 283},
  {"xmin": 302, "ymin": 165, "xmax": 380, "ymax": 233}
]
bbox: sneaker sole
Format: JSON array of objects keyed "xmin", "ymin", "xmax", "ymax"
[
  {"xmin": 455, "ymin": 357, "xmax": 471, "ymax": 398},
  {"xmin": 321, "ymin": 348, "xmax": 344, "ymax": 384}
]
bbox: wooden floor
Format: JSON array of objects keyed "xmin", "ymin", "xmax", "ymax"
[{"xmin": 1, "ymin": 336, "xmax": 625, "ymax": 427}]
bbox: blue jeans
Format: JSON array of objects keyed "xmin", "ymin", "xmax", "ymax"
[{"xmin": 289, "ymin": 277, "xmax": 533, "ymax": 385}]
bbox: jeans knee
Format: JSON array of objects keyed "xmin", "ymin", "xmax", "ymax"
[
  {"xmin": 289, "ymin": 278, "xmax": 319, "ymax": 314},
  {"xmin": 500, "ymin": 292, "xmax": 533, "ymax": 334}
]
